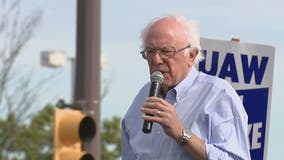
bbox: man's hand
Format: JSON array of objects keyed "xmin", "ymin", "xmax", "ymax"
[{"xmin": 141, "ymin": 97, "xmax": 183, "ymax": 141}]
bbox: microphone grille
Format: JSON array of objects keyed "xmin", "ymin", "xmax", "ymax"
[{"xmin": 150, "ymin": 71, "xmax": 164, "ymax": 83}]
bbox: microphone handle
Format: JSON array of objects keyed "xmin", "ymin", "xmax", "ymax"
[{"xmin": 142, "ymin": 82, "xmax": 161, "ymax": 133}]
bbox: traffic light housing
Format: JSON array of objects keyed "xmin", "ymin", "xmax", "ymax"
[{"xmin": 54, "ymin": 108, "xmax": 96, "ymax": 160}]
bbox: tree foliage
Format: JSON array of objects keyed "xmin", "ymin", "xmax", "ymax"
[
  {"xmin": 0, "ymin": 0, "xmax": 46, "ymax": 122},
  {"xmin": 0, "ymin": 1, "xmax": 49, "ymax": 159},
  {"xmin": 101, "ymin": 116, "xmax": 122, "ymax": 160},
  {"xmin": 0, "ymin": 104, "xmax": 54, "ymax": 160},
  {"xmin": 22, "ymin": 104, "xmax": 54, "ymax": 160}
]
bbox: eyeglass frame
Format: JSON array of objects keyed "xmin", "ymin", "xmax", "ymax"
[{"xmin": 140, "ymin": 44, "xmax": 191, "ymax": 59}]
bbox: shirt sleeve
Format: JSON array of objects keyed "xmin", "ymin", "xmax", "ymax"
[
  {"xmin": 121, "ymin": 118, "xmax": 136, "ymax": 160},
  {"xmin": 206, "ymin": 143, "xmax": 245, "ymax": 160},
  {"xmin": 204, "ymin": 89, "xmax": 251, "ymax": 160}
]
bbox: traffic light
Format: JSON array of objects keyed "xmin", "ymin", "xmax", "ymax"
[{"xmin": 54, "ymin": 107, "xmax": 96, "ymax": 160}]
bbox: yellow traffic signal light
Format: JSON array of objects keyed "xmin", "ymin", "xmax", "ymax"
[{"xmin": 54, "ymin": 108, "xmax": 96, "ymax": 160}]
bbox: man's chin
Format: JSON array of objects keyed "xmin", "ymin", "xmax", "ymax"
[{"xmin": 162, "ymin": 81, "xmax": 173, "ymax": 90}]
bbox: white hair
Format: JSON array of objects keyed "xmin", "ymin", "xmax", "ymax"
[{"xmin": 140, "ymin": 14, "xmax": 204, "ymax": 63}]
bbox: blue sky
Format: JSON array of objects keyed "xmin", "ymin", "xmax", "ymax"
[{"xmin": 14, "ymin": 0, "xmax": 283, "ymax": 159}]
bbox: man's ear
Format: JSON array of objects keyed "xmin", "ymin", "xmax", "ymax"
[{"xmin": 188, "ymin": 48, "xmax": 198, "ymax": 64}]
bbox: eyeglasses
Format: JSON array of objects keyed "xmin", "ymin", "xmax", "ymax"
[{"xmin": 140, "ymin": 45, "xmax": 191, "ymax": 59}]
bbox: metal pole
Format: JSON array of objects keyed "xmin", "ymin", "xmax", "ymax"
[
  {"xmin": 69, "ymin": 57, "xmax": 76, "ymax": 101},
  {"xmin": 75, "ymin": 0, "xmax": 101, "ymax": 159}
]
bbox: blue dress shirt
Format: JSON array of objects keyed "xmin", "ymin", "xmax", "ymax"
[{"xmin": 122, "ymin": 67, "xmax": 251, "ymax": 160}]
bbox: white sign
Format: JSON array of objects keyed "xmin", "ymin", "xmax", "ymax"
[{"xmin": 197, "ymin": 38, "xmax": 275, "ymax": 160}]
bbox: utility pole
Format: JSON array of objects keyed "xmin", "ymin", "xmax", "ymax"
[{"xmin": 74, "ymin": 0, "xmax": 101, "ymax": 159}]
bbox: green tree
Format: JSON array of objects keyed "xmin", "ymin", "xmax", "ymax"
[
  {"xmin": 0, "ymin": 104, "xmax": 54, "ymax": 160},
  {"xmin": 101, "ymin": 116, "xmax": 122, "ymax": 160},
  {"xmin": 0, "ymin": 1, "xmax": 46, "ymax": 158},
  {"xmin": 21, "ymin": 104, "xmax": 54, "ymax": 160},
  {"xmin": 0, "ymin": 112, "xmax": 25, "ymax": 160}
]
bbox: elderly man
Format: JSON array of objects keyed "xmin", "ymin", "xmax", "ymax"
[{"xmin": 122, "ymin": 15, "xmax": 251, "ymax": 160}]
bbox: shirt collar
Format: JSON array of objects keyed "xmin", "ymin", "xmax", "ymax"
[{"xmin": 168, "ymin": 67, "xmax": 199, "ymax": 102}]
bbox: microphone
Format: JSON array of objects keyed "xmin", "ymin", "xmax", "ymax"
[{"xmin": 142, "ymin": 71, "xmax": 164, "ymax": 134}]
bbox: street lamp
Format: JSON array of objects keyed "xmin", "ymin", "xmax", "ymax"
[
  {"xmin": 40, "ymin": 50, "xmax": 106, "ymax": 102},
  {"xmin": 41, "ymin": 50, "xmax": 67, "ymax": 68},
  {"xmin": 40, "ymin": 49, "xmax": 106, "ymax": 70},
  {"xmin": 40, "ymin": 50, "xmax": 76, "ymax": 101}
]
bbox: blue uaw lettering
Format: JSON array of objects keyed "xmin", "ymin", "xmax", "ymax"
[
  {"xmin": 219, "ymin": 52, "xmax": 238, "ymax": 82},
  {"xmin": 199, "ymin": 50, "xmax": 219, "ymax": 75},
  {"xmin": 199, "ymin": 50, "xmax": 269, "ymax": 85},
  {"xmin": 248, "ymin": 122, "xmax": 263, "ymax": 150},
  {"xmin": 241, "ymin": 54, "xmax": 268, "ymax": 85}
]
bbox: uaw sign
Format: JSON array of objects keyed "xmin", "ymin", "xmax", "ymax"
[{"xmin": 197, "ymin": 38, "xmax": 275, "ymax": 160}]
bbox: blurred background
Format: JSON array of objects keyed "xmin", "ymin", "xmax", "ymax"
[{"xmin": 0, "ymin": 0, "xmax": 283, "ymax": 159}]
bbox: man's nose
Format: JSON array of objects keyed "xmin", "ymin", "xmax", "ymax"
[{"xmin": 151, "ymin": 51, "xmax": 164, "ymax": 65}]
